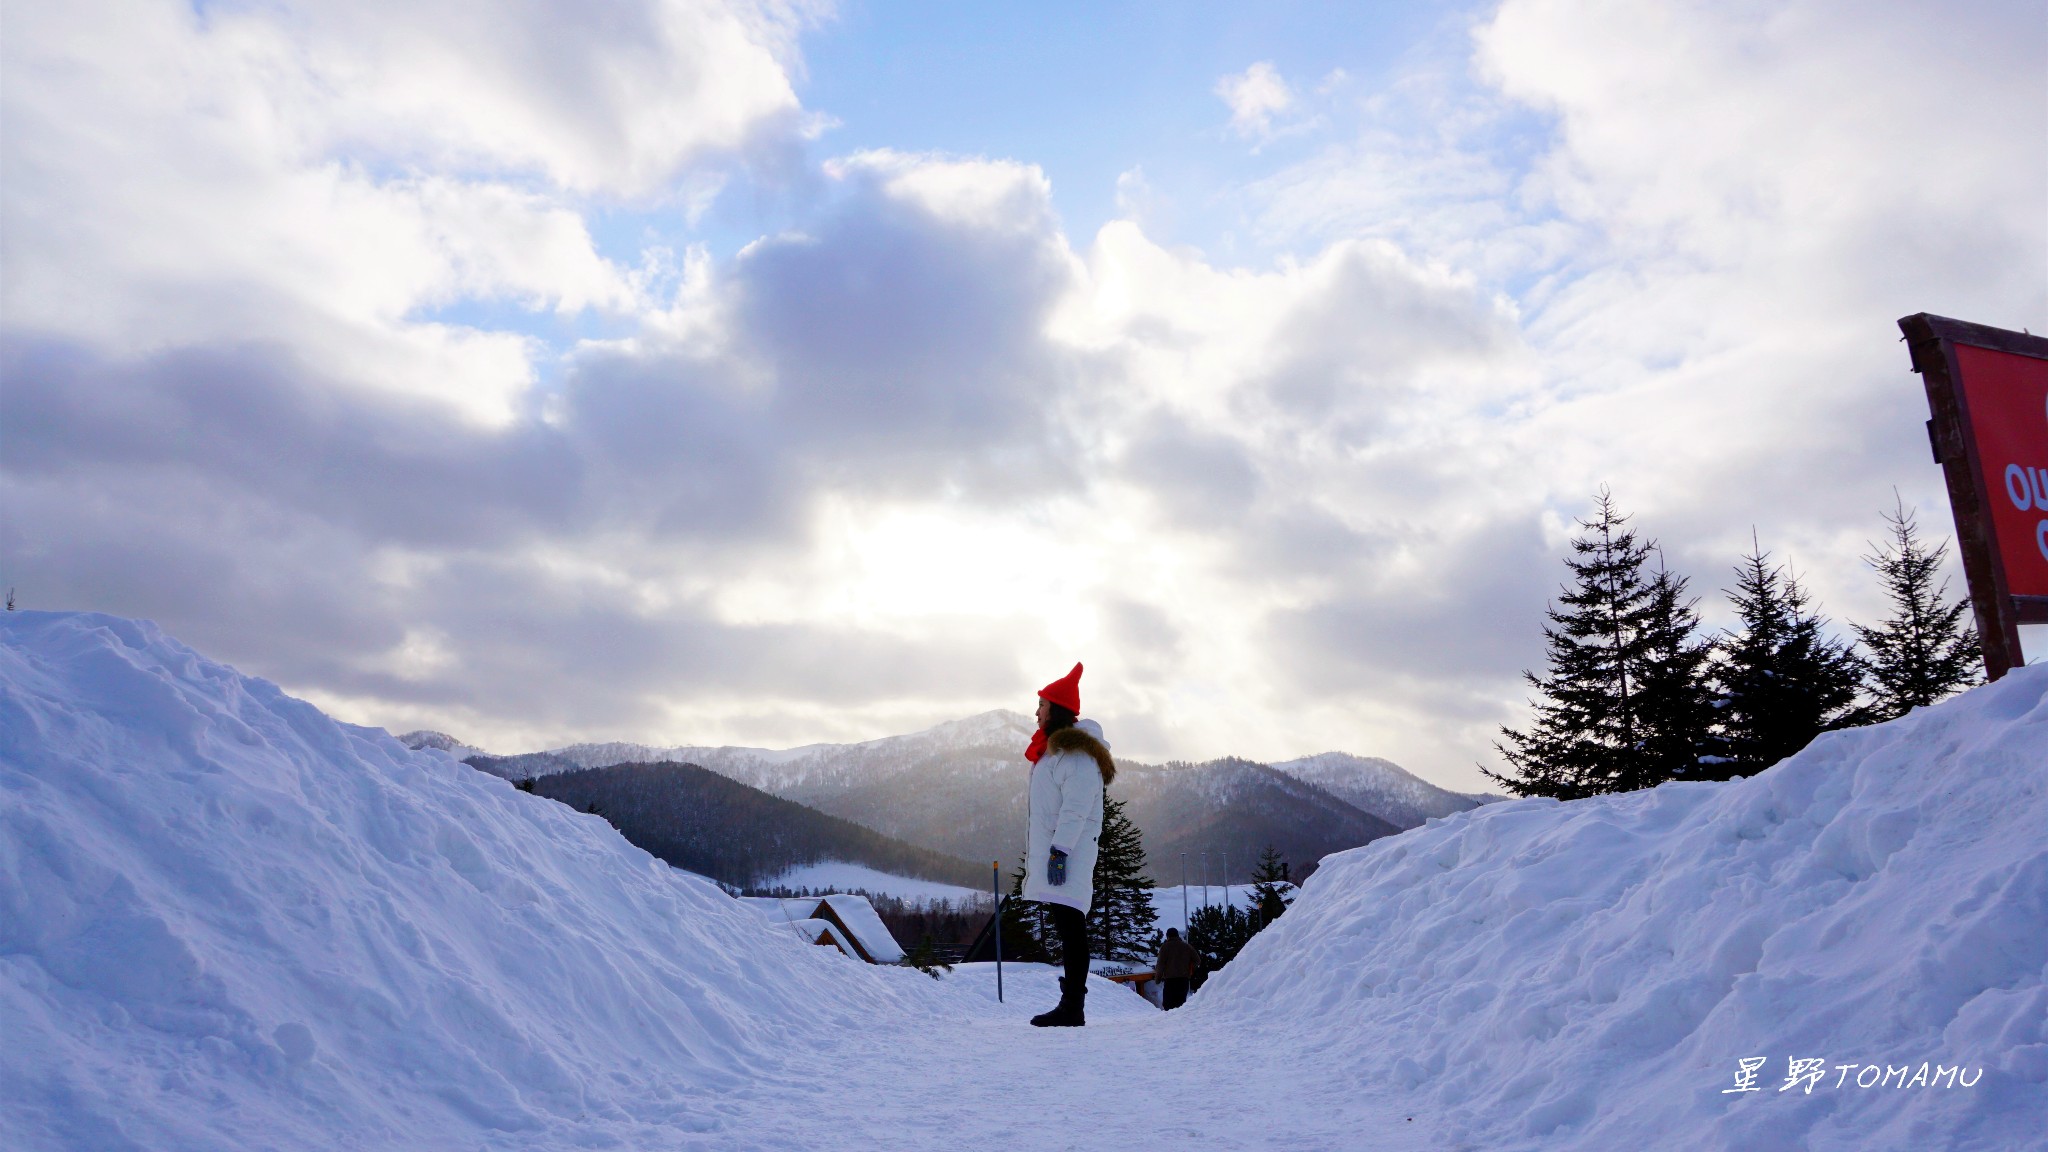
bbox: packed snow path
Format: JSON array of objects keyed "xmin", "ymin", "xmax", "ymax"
[
  {"xmin": 3, "ymin": 613, "xmax": 2043, "ymax": 1150},
  {"xmin": 709, "ymin": 964, "xmax": 1425, "ymax": 1152}
]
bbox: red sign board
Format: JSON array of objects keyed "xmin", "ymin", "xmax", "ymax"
[
  {"xmin": 1953, "ymin": 344, "xmax": 2048, "ymax": 599},
  {"xmin": 1901, "ymin": 314, "xmax": 2048, "ymax": 680}
]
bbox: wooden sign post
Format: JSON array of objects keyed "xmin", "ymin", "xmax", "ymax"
[{"xmin": 1899, "ymin": 313, "xmax": 2048, "ymax": 680}]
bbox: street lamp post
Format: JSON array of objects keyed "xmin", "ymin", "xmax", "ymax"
[{"xmin": 1180, "ymin": 852, "xmax": 1189, "ymax": 935}]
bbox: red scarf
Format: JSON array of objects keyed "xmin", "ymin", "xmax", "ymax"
[{"xmin": 1025, "ymin": 727, "xmax": 1047, "ymax": 763}]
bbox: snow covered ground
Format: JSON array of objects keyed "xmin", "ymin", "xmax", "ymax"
[
  {"xmin": 0, "ymin": 613, "xmax": 937, "ymax": 1149},
  {"xmin": 758, "ymin": 856, "xmax": 1283, "ymax": 931},
  {"xmin": 761, "ymin": 860, "xmax": 987, "ymax": 903},
  {"xmin": 1146, "ymin": 881, "xmax": 1284, "ymax": 931},
  {"xmin": 4, "ymin": 611, "xmax": 2042, "ymax": 1150},
  {"xmin": 753, "ymin": 869, "xmax": 1284, "ymax": 935},
  {"xmin": 1202, "ymin": 665, "xmax": 2048, "ymax": 1150}
]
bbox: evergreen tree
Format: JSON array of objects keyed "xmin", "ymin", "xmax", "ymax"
[
  {"xmin": 1187, "ymin": 903, "xmax": 1257, "ymax": 972},
  {"xmin": 1001, "ymin": 858, "xmax": 1054, "ymax": 962},
  {"xmin": 903, "ymin": 934, "xmax": 953, "ymax": 979},
  {"xmin": 1088, "ymin": 795, "xmax": 1157, "ymax": 962},
  {"xmin": 1248, "ymin": 845, "xmax": 1292, "ymax": 927},
  {"xmin": 1633, "ymin": 553, "xmax": 1718, "ymax": 782},
  {"xmin": 1489, "ymin": 490, "xmax": 1711, "ymax": 798},
  {"xmin": 1173, "ymin": 847, "xmax": 1294, "ymax": 975},
  {"xmin": 1002, "ymin": 796, "xmax": 1156, "ymax": 964},
  {"xmin": 1704, "ymin": 538, "xmax": 1862, "ymax": 778},
  {"xmin": 1849, "ymin": 500, "xmax": 1982, "ymax": 721}
]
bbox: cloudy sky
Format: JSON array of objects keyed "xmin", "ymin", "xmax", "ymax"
[{"xmin": 4, "ymin": 0, "xmax": 2043, "ymax": 790}]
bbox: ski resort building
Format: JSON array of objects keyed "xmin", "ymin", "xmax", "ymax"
[
  {"xmin": 782, "ymin": 917, "xmax": 861, "ymax": 958},
  {"xmin": 739, "ymin": 894, "xmax": 906, "ymax": 964}
]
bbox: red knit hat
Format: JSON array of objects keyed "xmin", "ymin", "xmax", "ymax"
[{"xmin": 1038, "ymin": 662, "xmax": 1083, "ymax": 713}]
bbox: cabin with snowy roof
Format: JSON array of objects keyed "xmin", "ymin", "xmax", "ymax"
[
  {"xmin": 737, "ymin": 893, "xmax": 905, "ymax": 964},
  {"xmin": 782, "ymin": 917, "xmax": 862, "ymax": 958}
]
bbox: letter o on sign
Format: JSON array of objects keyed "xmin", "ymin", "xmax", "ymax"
[
  {"xmin": 2008, "ymin": 463, "xmax": 2035, "ymax": 510},
  {"xmin": 2039, "ymin": 519, "xmax": 2048, "ymax": 563}
]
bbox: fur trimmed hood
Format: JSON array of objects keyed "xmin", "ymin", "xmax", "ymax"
[{"xmin": 1047, "ymin": 720, "xmax": 1115, "ymax": 784}]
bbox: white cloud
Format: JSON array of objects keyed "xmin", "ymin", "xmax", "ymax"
[
  {"xmin": 1239, "ymin": 0, "xmax": 2043, "ymax": 619},
  {"xmin": 201, "ymin": 0, "xmax": 808, "ymax": 195},
  {"xmin": 0, "ymin": 0, "xmax": 806, "ymax": 423},
  {"xmin": 824, "ymin": 149, "xmax": 1063, "ymax": 239},
  {"xmin": 6, "ymin": 0, "xmax": 2040, "ymax": 793},
  {"xmin": 1475, "ymin": 0, "xmax": 2044, "ymax": 602},
  {"xmin": 1216, "ymin": 61, "xmax": 1296, "ymax": 140},
  {"xmin": 1075, "ymin": 0, "xmax": 2044, "ymax": 779}
]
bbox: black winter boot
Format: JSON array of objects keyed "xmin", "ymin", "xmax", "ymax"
[
  {"xmin": 1030, "ymin": 979, "xmax": 1070, "ymax": 1027},
  {"xmin": 1031, "ymin": 978, "xmax": 1087, "ymax": 1027}
]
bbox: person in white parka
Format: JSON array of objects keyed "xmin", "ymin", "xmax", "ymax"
[{"xmin": 1019, "ymin": 662, "xmax": 1115, "ymax": 1028}]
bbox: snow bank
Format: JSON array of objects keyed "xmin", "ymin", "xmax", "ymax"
[
  {"xmin": 737, "ymin": 895, "xmax": 832, "ymax": 924},
  {"xmin": 11, "ymin": 608, "xmax": 2038, "ymax": 1150},
  {"xmin": 0, "ymin": 613, "xmax": 922, "ymax": 1151},
  {"xmin": 1201, "ymin": 665, "xmax": 2048, "ymax": 1150}
]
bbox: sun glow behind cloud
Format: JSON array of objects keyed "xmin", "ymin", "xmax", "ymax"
[{"xmin": 3, "ymin": 0, "xmax": 2041, "ymax": 789}]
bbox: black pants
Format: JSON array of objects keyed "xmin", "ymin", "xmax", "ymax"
[
  {"xmin": 1162, "ymin": 977, "xmax": 1190, "ymax": 1010},
  {"xmin": 1048, "ymin": 902, "xmax": 1089, "ymax": 990}
]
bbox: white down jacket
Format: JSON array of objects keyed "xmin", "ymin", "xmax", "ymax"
[{"xmin": 1020, "ymin": 719, "xmax": 1110, "ymax": 912}]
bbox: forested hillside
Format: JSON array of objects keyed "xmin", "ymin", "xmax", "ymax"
[
  {"xmin": 481, "ymin": 712, "xmax": 1435, "ymax": 882},
  {"xmin": 775, "ymin": 754, "xmax": 1400, "ymax": 884},
  {"xmin": 500, "ymin": 759, "xmax": 991, "ymax": 890},
  {"xmin": 1113, "ymin": 759, "xmax": 1402, "ymax": 881}
]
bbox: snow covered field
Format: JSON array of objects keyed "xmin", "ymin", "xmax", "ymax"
[
  {"xmin": 4, "ymin": 612, "xmax": 2043, "ymax": 1150},
  {"xmin": 761, "ymin": 860, "xmax": 987, "ymax": 903},
  {"xmin": 756, "ymin": 864, "xmax": 1265, "ymax": 927},
  {"xmin": 1146, "ymin": 881, "xmax": 1281, "ymax": 931}
]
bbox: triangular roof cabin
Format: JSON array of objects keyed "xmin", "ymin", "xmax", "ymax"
[
  {"xmin": 812, "ymin": 894, "xmax": 903, "ymax": 964},
  {"xmin": 736, "ymin": 893, "xmax": 903, "ymax": 965},
  {"xmin": 784, "ymin": 917, "xmax": 858, "ymax": 957}
]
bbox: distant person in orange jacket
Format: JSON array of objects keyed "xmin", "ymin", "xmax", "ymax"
[{"xmin": 1155, "ymin": 927, "xmax": 1196, "ymax": 1010}]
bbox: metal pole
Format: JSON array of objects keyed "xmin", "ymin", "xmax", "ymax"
[
  {"xmin": 991, "ymin": 861, "xmax": 1003, "ymax": 1004},
  {"xmin": 1202, "ymin": 852, "xmax": 1209, "ymax": 909},
  {"xmin": 1180, "ymin": 852, "xmax": 1188, "ymax": 934},
  {"xmin": 1223, "ymin": 850, "xmax": 1230, "ymax": 911}
]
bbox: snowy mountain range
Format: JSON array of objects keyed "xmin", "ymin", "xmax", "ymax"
[
  {"xmin": 393, "ymin": 729, "xmax": 484, "ymax": 758},
  {"xmin": 1268, "ymin": 750, "xmax": 1502, "ymax": 829},
  {"xmin": 547, "ymin": 709, "xmax": 1035, "ymax": 798},
  {"xmin": 437, "ymin": 710, "xmax": 1498, "ymax": 882}
]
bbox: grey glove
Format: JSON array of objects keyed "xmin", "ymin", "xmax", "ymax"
[{"xmin": 1047, "ymin": 846, "xmax": 1068, "ymax": 886}]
